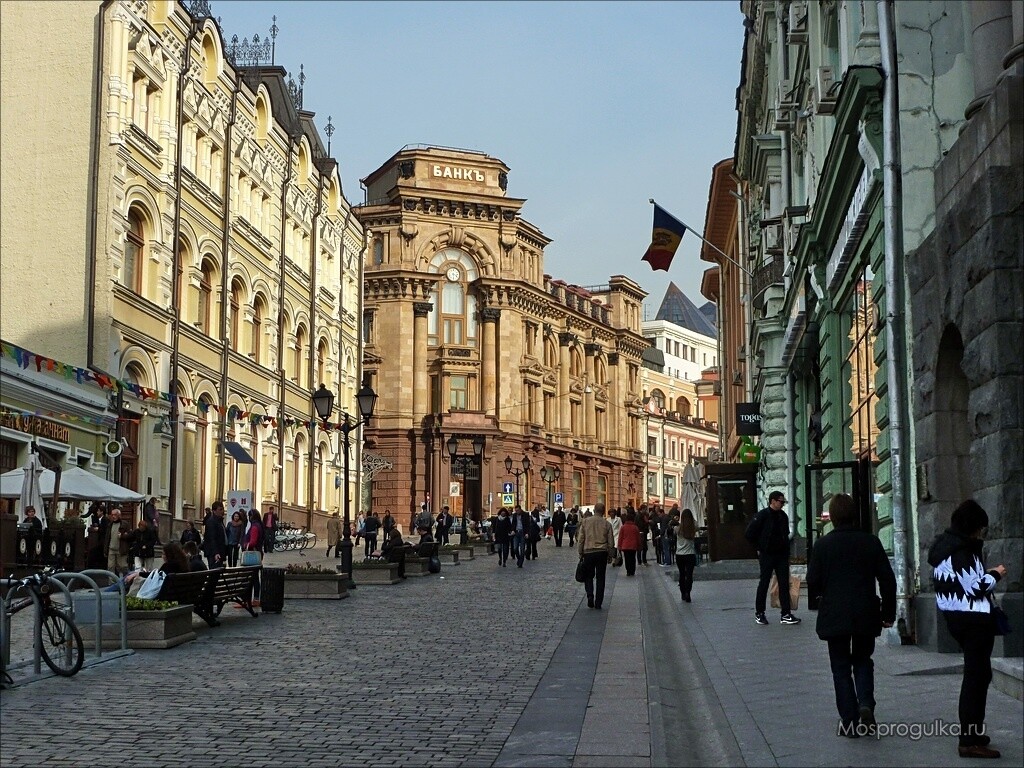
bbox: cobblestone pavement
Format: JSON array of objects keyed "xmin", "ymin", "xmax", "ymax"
[{"xmin": 1, "ymin": 542, "xmax": 586, "ymax": 768}]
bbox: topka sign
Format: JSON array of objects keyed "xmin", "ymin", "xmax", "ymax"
[{"xmin": 432, "ymin": 164, "xmax": 487, "ymax": 183}]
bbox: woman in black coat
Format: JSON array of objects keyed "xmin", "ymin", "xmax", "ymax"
[{"xmin": 807, "ymin": 493, "xmax": 896, "ymax": 736}]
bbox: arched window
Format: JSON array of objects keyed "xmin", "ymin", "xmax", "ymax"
[
  {"xmin": 251, "ymin": 296, "xmax": 264, "ymax": 363},
  {"xmin": 293, "ymin": 325, "xmax": 307, "ymax": 384},
  {"xmin": 570, "ymin": 350, "xmax": 583, "ymax": 377},
  {"xmin": 651, "ymin": 389, "xmax": 665, "ymax": 411},
  {"xmin": 198, "ymin": 258, "xmax": 215, "ymax": 334},
  {"xmin": 677, "ymin": 396, "xmax": 692, "ymax": 417},
  {"xmin": 229, "ymin": 279, "xmax": 243, "ymax": 350},
  {"xmin": 316, "ymin": 339, "xmax": 328, "ymax": 387},
  {"xmin": 291, "ymin": 434, "xmax": 305, "ymax": 505},
  {"xmin": 255, "ymin": 95, "xmax": 269, "ymax": 144},
  {"xmin": 427, "ymin": 249, "xmax": 478, "ymax": 347},
  {"xmin": 544, "ymin": 338, "xmax": 558, "ymax": 368},
  {"xmin": 572, "ymin": 470, "xmax": 583, "ymax": 508},
  {"xmin": 123, "ymin": 208, "xmax": 145, "ymax": 293}
]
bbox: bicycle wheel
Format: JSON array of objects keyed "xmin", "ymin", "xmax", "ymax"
[
  {"xmin": 273, "ymin": 536, "xmax": 285, "ymax": 552},
  {"xmin": 306, "ymin": 532, "xmax": 317, "ymax": 550},
  {"xmin": 297, "ymin": 532, "xmax": 309, "ymax": 550},
  {"xmin": 39, "ymin": 609, "xmax": 84, "ymax": 677}
]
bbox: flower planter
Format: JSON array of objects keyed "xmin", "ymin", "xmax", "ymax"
[
  {"xmin": 80, "ymin": 605, "xmax": 196, "ymax": 650},
  {"xmin": 283, "ymin": 573, "xmax": 349, "ymax": 600},
  {"xmin": 437, "ymin": 549, "xmax": 460, "ymax": 566},
  {"xmin": 470, "ymin": 542, "xmax": 493, "ymax": 557},
  {"xmin": 404, "ymin": 556, "xmax": 430, "ymax": 577},
  {"xmin": 453, "ymin": 546, "xmax": 475, "ymax": 561},
  {"xmin": 350, "ymin": 562, "xmax": 401, "ymax": 585}
]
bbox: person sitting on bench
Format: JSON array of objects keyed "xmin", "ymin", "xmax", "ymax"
[{"xmin": 382, "ymin": 528, "xmax": 408, "ymax": 579}]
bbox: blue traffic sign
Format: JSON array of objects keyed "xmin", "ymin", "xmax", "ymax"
[
  {"xmin": 554, "ymin": 492, "xmax": 563, "ymax": 504},
  {"xmin": 502, "ymin": 482, "xmax": 514, "ymax": 494}
]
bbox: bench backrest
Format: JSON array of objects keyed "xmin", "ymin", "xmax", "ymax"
[
  {"xmin": 157, "ymin": 570, "xmax": 211, "ymax": 605},
  {"xmin": 208, "ymin": 566, "xmax": 260, "ymax": 601}
]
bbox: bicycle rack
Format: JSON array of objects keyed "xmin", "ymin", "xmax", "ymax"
[
  {"xmin": 50, "ymin": 569, "xmax": 128, "ymax": 658},
  {"xmin": 1, "ymin": 573, "xmax": 74, "ymax": 676}
]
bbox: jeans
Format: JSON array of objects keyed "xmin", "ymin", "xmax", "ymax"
[
  {"xmin": 623, "ymin": 550, "xmax": 637, "ymax": 575},
  {"xmin": 227, "ymin": 544, "xmax": 240, "ymax": 568},
  {"xmin": 946, "ymin": 614, "xmax": 996, "ymax": 745},
  {"xmin": 662, "ymin": 537, "xmax": 673, "ymax": 565},
  {"xmin": 677, "ymin": 553, "xmax": 696, "ymax": 598},
  {"xmin": 528, "ymin": 539, "xmax": 539, "ymax": 559},
  {"xmin": 755, "ymin": 552, "xmax": 791, "ymax": 615},
  {"xmin": 363, "ymin": 533, "xmax": 377, "ymax": 558},
  {"xmin": 553, "ymin": 526, "xmax": 564, "ymax": 547},
  {"xmin": 513, "ymin": 532, "xmax": 527, "ymax": 567},
  {"xmin": 639, "ymin": 534, "xmax": 648, "ymax": 564},
  {"xmin": 263, "ymin": 530, "xmax": 275, "ymax": 553},
  {"xmin": 438, "ymin": 528, "xmax": 449, "ymax": 546},
  {"xmin": 567, "ymin": 526, "xmax": 577, "ymax": 546},
  {"xmin": 826, "ymin": 635, "xmax": 876, "ymax": 725},
  {"xmin": 652, "ymin": 536, "xmax": 662, "ymax": 564},
  {"xmin": 497, "ymin": 540, "xmax": 510, "ymax": 565},
  {"xmin": 582, "ymin": 551, "xmax": 609, "ymax": 607}
]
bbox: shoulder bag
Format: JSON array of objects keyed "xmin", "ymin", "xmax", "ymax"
[
  {"xmin": 136, "ymin": 568, "xmax": 166, "ymax": 600},
  {"xmin": 240, "ymin": 548, "xmax": 262, "ymax": 567}
]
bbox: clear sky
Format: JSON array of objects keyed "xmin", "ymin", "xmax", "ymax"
[{"xmin": 213, "ymin": 0, "xmax": 744, "ymax": 319}]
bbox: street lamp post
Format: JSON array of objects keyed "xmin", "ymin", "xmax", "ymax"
[
  {"xmin": 504, "ymin": 454, "xmax": 531, "ymax": 509},
  {"xmin": 313, "ymin": 382, "xmax": 377, "ymax": 588},
  {"xmin": 539, "ymin": 466, "xmax": 560, "ymax": 512},
  {"xmin": 446, "ymin": 434, "xmax": 485, "ymax": 545}
]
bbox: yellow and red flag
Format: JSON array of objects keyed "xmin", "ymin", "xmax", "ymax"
[{"xmin": 641, "ymin": 204, "xmax": 688, "ymax": 272}]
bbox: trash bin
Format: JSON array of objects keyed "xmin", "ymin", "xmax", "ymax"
[{"xmin": 260, "ymin": 567, "xmax": 284, "ymax": 614}]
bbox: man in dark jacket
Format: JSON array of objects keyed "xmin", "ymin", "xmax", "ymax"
[
  {"xmin": 492, "ymin": 508, "xmax": 513, "ymax": 566},
  {"xmin": 551, "ymin": 506, "xmax": 567, "ymax": 547},
  {"xmin": 202, "ymin": 501, "xmax": 227, "ymax": 569},
  {"xmin": 807, "ymin": 493, "xmax": 896, "ymax": 736},
  {"xmin": 746, "ymin": 490, "xmax": 801, "ymax": 625}
]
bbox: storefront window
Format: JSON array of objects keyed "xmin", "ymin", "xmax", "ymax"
[{"xmin": 841, "ymin": 265, "xmax": 880, "ymax": 461}]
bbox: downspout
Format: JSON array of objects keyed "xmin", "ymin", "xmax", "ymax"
[
  {"xmin": 86, "ymin": 2, "xmax": 112, "ymax": 371},
  {"xmin": 730, "ymin": 182, "xmax": 755, "ymax": 395},
  {"xmin": 777, "ymin": 4, "xmax": 797, "ymax": 515},
  {"xmin": 215, "ymin": 80, "xmax": 240, "ymax": 501},
  {"xmin": 355, "ymin": 220, "xmax": 367, "ymax": 516},
  {"xmin": 336, "ymin": 209, "xmax": 350, "ymax": 515},
  {"xmin": 307, "ymin": 169, "xmax": 325, "ymax": 525},
  {"xmin": 878, "ymin": 0, "xmax": 912, "ymax": 631},
  {"xmin": 168, "ymin": 14, "xmax": 202, "ymax": 518},
  {"xmin": 277, "ymin": 138, "xmax": 295, "ymax": 518}
]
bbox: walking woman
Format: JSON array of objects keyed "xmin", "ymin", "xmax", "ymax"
[
  {"xmin": 927, "ymin": 499, "xmax": 1008, "ymax": 759},
  {"xmin": 637, "ymin": 509, "xmax": 650, "ymax": 566},
  {"xmin": 617, "ymin": 512, "xmax": 641, "ymax": 576},
  {"xmin": 676, "ymin": 508, "xmax": 698, "ymax": 602},
  {"xmin": 225, "ymin": 510, "xmax": 244, "ymax": 567}
]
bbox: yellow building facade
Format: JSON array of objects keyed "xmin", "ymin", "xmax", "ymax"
[
  {"xmin": 355, "ymin": 147, "xmax": 648, "ymax": 525},
  {"xmin": 1, "ymin": 1, "xmax": 363, "ymax": 533}
]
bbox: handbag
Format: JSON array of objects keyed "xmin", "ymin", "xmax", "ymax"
[
  {"xmin": 135, "ymin": 568, "xmax": 166, "ymax": 600},
  {"xmin": 240, "ymin": 548, "xmax": 262, "ymax": 567},
  {"xmin": 575, "ymin": 558, "xmax": 587, "ymax": 583}
]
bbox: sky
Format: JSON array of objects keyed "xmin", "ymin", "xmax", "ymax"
[{"xmin": 213, "ymin": 0, "xmax": 745, "ymax": 319}]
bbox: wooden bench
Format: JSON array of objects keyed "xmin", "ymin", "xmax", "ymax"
[{"xmin": 158, "ymin": 567, "xmax": 260, "ymax": 627}]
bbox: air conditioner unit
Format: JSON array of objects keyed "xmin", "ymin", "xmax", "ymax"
[
  {"xmin": 737, "ymin": 344, "xmax": 746, "ymax": 361},
  {"xmin": 733, "ymin": 371, "xmax": 743, "ymax": 385},
  {"xmin": 816, "ymin": 66, "xmax": 839, "ymax": 115},
  {"xmin": 773, "ymin": 106, "xmax": 796, "ymax": 131},
  {"xmin": 778, "ymin": 78, "xmax": 797, "ymax": 109},
  {"xmin": 788, "ymin": 2, "xmax": 808, "ymax": 44}
]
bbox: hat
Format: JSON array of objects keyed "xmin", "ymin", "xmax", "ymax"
[{"xmin": 769, "ymin": 491, "xmax": 787, "ymax": 503}]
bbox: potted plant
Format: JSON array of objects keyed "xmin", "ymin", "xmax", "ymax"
[
  {"xmin": 78, "ymin": 596, "xmax": 196, "ymax": 650},
  {"xmin": 283, "ymin": 563, "xmax": 349, "ymax": 599}
]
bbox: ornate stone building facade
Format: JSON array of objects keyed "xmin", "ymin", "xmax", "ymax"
[
  {"xmin": 1, "ymin": 1, "xmax": 363, "ymax": 534},
  {"xmin": 355, "ymin": 147, "xmax": 648, "ymax": 525}
]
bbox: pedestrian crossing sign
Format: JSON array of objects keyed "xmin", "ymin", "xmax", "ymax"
[{"xmin": 501, "ymin": 493, "xmax": 515, "ymax": 507}]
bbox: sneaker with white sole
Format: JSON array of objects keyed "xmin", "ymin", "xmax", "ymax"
[
  {"xmin": 780, "ymin": 613, "xmax": 802, "ymax": 625},
  {"xmin": 754, "ymin": 612, "xmax": 769, "ymax": 625}
]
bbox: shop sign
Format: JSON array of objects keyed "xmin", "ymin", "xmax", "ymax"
[
  {"xmin": 432, "ymin": 165, "xmax": 485, "ymax": 182},
  {"xmin": 736, "ymin": 402, "xmax": 762, "ymax": 436},
  {"xmin": 0, "ymin": 412, "xmax": 70, "ymax": 444}
]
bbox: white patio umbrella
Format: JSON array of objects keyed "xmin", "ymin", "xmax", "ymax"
[
  {"xmin": 18, "ymin": 453, "xmax": 47, "ymax": 529},
  {"xmin": 681, "ymin": 462, "xmax": 706, "ymax": 528}
]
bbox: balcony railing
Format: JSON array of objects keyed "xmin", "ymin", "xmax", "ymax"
[{"xmin": 751, "ymin": 258, "xmax": 785, "ymax": 308}]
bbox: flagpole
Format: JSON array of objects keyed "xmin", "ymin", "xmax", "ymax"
[{"xmin": 649, "ymin": 199, "xmax": 753, "ymax": 277}]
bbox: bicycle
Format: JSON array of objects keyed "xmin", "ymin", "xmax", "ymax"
[{"xmin": 4, "ymin": 567, "xmax": 84, "ymax": 677}]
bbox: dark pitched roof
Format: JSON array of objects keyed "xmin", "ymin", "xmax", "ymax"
[
  {"xmin": 698, "ymin": 301, "xmax": 718, "ymax": 329},
  {"xmin": 654, "ymin": 283, "xmax": 717, "ymax": 337}
]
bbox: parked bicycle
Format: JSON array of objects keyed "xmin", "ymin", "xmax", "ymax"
[
  {"xmin": 4, "ymin": 567, "xmax": 84, "ymax": 677},
  {"xmin": 273, "ymin": 524, "xmax": 317, "ymax": 552}
]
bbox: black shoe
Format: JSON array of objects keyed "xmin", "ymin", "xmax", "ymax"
[
  {"xmin": 755, "ymin": 612, "xmax": 769, "ymax": 625},
  {"xmin": 780, "ymin": 613, "xmax": 802, "ymax": 625},
  {"xmin": 839, "ymin": 721, "xmax": 860, "ymax": 739},
  {"xmin": 594, "ymin": 605, "xmax": 602, "ymax": 610},
  {"xmin": 858, "ymin": 705, "xmax": 876, "ymax": 728},
  {"xmin": 587, "ymin": 597, "xmax": 595, "ymax": 608},
  {"xmin": 958, "ymin": 745, "xmax": 1000, "ymax": 758}
]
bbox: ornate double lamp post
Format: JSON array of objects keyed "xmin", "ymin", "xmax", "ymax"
[
  {"xmin": 504, "ymin": 454, "xmax": 531, "ymax": 509},
  {"xmin": 539, "ymin": 466, "xmax": 560, "ymax": 512},
  {"xmin": 312, "ymin": 382, "xmax": 377, "ymax": 587},
  {"xmin": 445, "ymin": 434, "xmax": 485, "ymax": 545}
]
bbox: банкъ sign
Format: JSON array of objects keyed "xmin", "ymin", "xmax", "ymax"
[
  {"xmin": 735, "ymin": 402, "xmax": 762, "ymax": 436},
  {"xmin": 432, "ymin": 165, "xmax": 486, "ymax": 182}
]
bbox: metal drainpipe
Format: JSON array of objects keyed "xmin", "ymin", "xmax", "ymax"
[
  {"xmin": 878, "ymin": 0, "xmax": 912, "ymax": 630},
  {"xmin": 776, "ymin": 3, "xmax": 797, "ymax": 517},
  {"xmin": 337, "ymin": 209, "xmax": 353, "ymax": 514},
  {"xmin": 354, "ymin": 223, "xmax": 367, "ymax": 515},
  {"xmin": 86, "ymin": 2, "xmax": 111, "ymax": 373},
  {"xmin": 276, "ymin": 138, "xmax": 295, "ymax": 518},
  {"xmin": 215, "ymin": 81, "xmax": 240, "ymax": 501},
  {"xmin": 168, "ymin": 15, "xmax": 202, "ymax": 518},
  {"xmin": 306, "ymin": 171, "xmax": 324, "ymax": 526}
]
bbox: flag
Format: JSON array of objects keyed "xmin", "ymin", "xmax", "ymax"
[{"xmin": 641, "ymin": 204, "xmax": 687, "ymax": 271}]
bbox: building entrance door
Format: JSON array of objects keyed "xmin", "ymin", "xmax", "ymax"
[
  {"xmin": 703, "ymin": 462, "xmax": 758, "ymax": 560},
  {"xmin": 802, "ymin": 457, "xmax": 877, "ymax": 557}
]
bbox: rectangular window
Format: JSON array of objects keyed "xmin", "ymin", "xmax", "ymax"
[
  {"xmin": 362, "ymin": 310, "xmax": 374, "ymax": 344},
  {"xmin": 597, "ymin": 476, "xmax": 607, "ymax": 509},
  {"xmin": 647, "ymin": 436, "xmax": 658, "ymax": 455},
  {"xmin": 450, "ymin": 375, "xmax": 468, "ymax": 410},
  {"xmin": 647, "ymin": 471, "xmax": 658, "ymax": 496},
  {"xmin": 544, "ymin": 392, "xmax": 554, "ymax": 430},
  {"xmin": 664, "ymin": 474, "xmax": 677, "ymax": 499},
  {"xmin": 572, "ymin": 470, "xmax": 583, "ymax": 507}
]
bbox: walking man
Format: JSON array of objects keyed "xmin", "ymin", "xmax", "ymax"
[
  {"xmin": 746, "ymin": 491, "xmax": 801, "ymax": 625},
  {"xmin": 551, "ymin": 505, "xmax": 566, "ymax": 547},
  {"xmin": 362, "ymin": 511, "xmax": 381, "ymax": 558},
  {"xmin": 327, "ymin": 511, "xmax": 341, "ymax": 558},
  {"xmin": 202, "ymin": 501, "xmax": 227, "ymax": 569},
  {"xmin": 435, "ymin": 505, "xmax": 453, "ymax": 546},
  {"xmin": 807, "ymin": 493, "xmax": 896, "ymax": 735},
  {"xmin": 512, "ymin": 505, "xmax": 530, "ymax": 568},
  {"xmin": 492, "ymin": 507, "xmax": 512, "ymax": 567},
  {"xmin": 577, "ymin": 502, "xmax": 615, "ymax": 609}
]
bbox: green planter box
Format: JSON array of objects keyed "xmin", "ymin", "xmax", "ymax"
[
  {"xmin": 283, "ymin": 573, "xmax": 349, "ymax": 599},
  {"xmin": 351, "ymin": 563, "xmax": 401, "ymax": 585},
  {"xmin": 80, "ymin": 605, "xmax": 196, "ymax": 650}
]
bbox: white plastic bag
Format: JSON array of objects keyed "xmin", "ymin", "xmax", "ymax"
[{"xmin": 136, "ymin": 569, "xmax": 166, "ymax": 600}]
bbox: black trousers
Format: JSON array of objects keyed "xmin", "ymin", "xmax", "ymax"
[
  {"xmin": 755, "ymin": 552, "xmax": 791, "ymax": 615},
  {"xmin": 638, "ymin": 534, "xmax": 648, "ymax": 564},
  {"xmin": 553, "ymin": 525, "xmax": 564, "ymax": 546},
  {"xmin": 826, "ymin": 634, "xmax": 876, "ymax": 725},
  {"xmin": 946, "ymin": 614, "xmax": 996, "ymax": 746},
  {"xmin": 623, "ymin": 550, "xmax": 638, "ymax": 575},
  {"xmin": 676, "ymin": 553, "xmax": 696, "ymax": 597},
  {"xmin": 582, "ymin": 551, "xmax": 609, "ymax": 608},
  {"xmin": 363, "ymin": 533, "xmax": 377, "ymax": 558}
]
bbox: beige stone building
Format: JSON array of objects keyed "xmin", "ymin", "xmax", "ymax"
[
  {"xmin": 354, "ymin": 146, "xmax": 648, "ymax": 524},
  {"xmin": 1, "ymin": 1, "xmax": 363, "ymax": 534}
]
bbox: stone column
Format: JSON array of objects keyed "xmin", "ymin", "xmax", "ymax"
[
  {"xmin": 558, "ymin": 332, "xmax": 574, "ymax": 435},
  {"xmin": 584, "ymin": 343, "xmax": 600, "ymax": 440},
  {"xmin": 481, "ymin": 308, "xmax": 500, "ymax": 415},
  {"xmin": 607, "ymin": 353, "xmax": 621, "ymax": 448},
  {"xmin": 413, "ymin": 302, "xmax": 432, "ymax": 421},
  {"xmin": 966, "ymin": 1, "xmax": 1014, "ymax": 119},
  {"xmin": 1005, "ymin": 0, "xmax": 1023, "ymax": 74}
]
